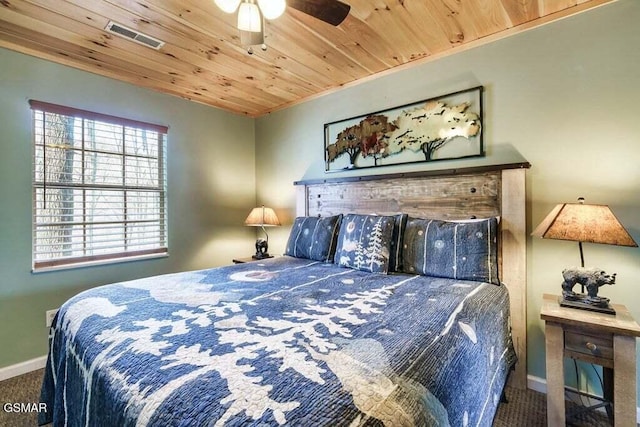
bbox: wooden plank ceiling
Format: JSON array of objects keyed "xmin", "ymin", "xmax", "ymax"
[{"xmin": 0, "ymin": 0, "xmax": 614, "ymax": 117}]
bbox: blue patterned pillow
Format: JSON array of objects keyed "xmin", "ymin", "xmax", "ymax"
[
  {"xmin": 334, "ymin": 214, "xmax": 395, "ymax": 273},
  {"xmin": 402, "ymin": 217, "xmax": 500, "ymax": 284},
  {"xmin": 285, "ymin": 215, "xmax": 342, "ymax": 262},
  {"xmin": 389, "ymin": 213, "xmax": 408, "ymax": 272}
]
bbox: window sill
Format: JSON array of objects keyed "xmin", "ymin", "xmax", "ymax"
[{"xmin": 32, "ymin": 252, "xmax": 169, "ymax": 274}]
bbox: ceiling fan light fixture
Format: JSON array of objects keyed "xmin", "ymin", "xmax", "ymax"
[
  {"xmin": 214, "ymin": 0, "xmax": 241, "ymax": 14},
  {"xmin": 257, "ymin": 0, "xmax": 286, "ymax": 20},
  {"xmin": 237, "ymin": 2, "xmax": 262, "ymax": 32}
]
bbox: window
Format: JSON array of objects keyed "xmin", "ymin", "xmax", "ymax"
[{"xmin": 30, "ymin": 100, "xmax": 168, "ymax": 270}]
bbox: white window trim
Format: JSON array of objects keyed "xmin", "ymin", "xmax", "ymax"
[{"xmin": 30, "ymin": 100, "xmax": 168, "ymax": 271}]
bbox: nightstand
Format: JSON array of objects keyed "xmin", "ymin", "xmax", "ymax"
[
  {"xmin": 540, "ymin": 293, "xmax": 640, "ymax": 427},
  {"xmin": 232, "ymin": 256, "xmax": 273, "ymax": 264}
]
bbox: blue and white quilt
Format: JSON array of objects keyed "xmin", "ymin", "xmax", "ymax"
[{"xmin": 40, "ymin": 257, "xmax": 516, "ymax": 426}]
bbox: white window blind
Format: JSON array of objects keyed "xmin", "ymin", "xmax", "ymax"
[{"xmin": 30, "ymin": 100, "xmax": 168, "ymax": 270}]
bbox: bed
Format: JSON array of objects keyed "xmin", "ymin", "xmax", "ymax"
[{"xmin": 40, "ymin": 163, "xmax": 529, "ymax": 426}]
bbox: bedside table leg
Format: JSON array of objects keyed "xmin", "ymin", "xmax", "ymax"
[
  {"xmin": 545, "ymin": 322, "xmax": 565, "ymax": 427},
  {"xmin": 613, "ymin": 335, "xmax": 636, "ymax": 427},
  {"xmin": 544, "ymin": 322, "xmax": 565, "ymax": 427},
  {"xmin": 603, "ymin": 367, "xmax": 614, "ymax": 422}
]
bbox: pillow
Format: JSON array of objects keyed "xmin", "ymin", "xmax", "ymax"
[
  {"xmin": 334, "ymin": 214, "xmax": 395, "ymax": 273},
  {"xmin": 389, "ymin": 213, "xmax": 408, "ymax": 272},
  {"xmin": 402, "ymin": 217, "xmax": 500, "ymax": 285},
  {"xmin": 285, "ymin": 215, "xmax": 342, "ymax": 262}
]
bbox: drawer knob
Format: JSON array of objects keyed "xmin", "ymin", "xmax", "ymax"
[{"xmin": 586, "ymin": 342, "xmax": 597, "ymax": 352}]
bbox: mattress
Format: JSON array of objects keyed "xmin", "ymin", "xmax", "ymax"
[{"xmin": 39, "ymin": 256, "xmax": 516, "ymax": 426}]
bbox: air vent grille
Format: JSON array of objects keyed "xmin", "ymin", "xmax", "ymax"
[{"xmin": 105, "ymin": 21, "xmax": 165, "ymax": 50}]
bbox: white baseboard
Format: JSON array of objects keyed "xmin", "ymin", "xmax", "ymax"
[
  {"xmin": 527, "ymin": 374, "xmax": 640, "ymax": 423},
  {"xmin": 527, "ymin": 374, "xmax": 548, "ymax": 394},
  {"xmin": 0, "ymin": 356, "xmax": 47, "ymax": 381}
]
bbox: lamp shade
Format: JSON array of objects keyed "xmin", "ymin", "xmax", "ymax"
[
  {"xmin": 532, "ymin": 201, "xmax": 637, "ymax": 247},
  {"xmin": 245, "ymin": 206, "xmax": 280, "ymax": 227},
  {"xmin": 257, "ymin": 0, "xmax": 286, "ymax": 20},
  {"xmin": 214, "ymin": 0, "xmax": 241, "ymax": 14},
  {"xmin": 240, "ymin": 28, "xmax": 264, "ymax": 46},
  {"xmin": 237, "ymin": 2, "xmax": 262, "ymax": 32}
]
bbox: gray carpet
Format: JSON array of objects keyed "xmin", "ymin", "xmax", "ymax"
[
  {"xmin": 495, "ymin": 386, "xmax": 613, "ymax": 427},
  {"xmin": 0, "ymin": 369, "xmax": 613, "ymax": 426},
  {"xmin": 0, "ymin": 369, "xmax": 44, "ymax": 427}
]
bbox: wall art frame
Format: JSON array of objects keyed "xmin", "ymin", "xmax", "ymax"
[{"xmin": 324, "ymin": 86, "xmax": 484, "ymax": 172}]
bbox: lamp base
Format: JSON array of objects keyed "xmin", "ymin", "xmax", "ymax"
[
  {"xmin": 559, "ymin": 295, "xmax": 616, "ymax": 315},
  {"xmin": 253, "ymin": 238, "xmax": 269, "ymax": 260},
  {"xmin": 560, "ymin": 267, "xmax": 617, "ymax": 315}
]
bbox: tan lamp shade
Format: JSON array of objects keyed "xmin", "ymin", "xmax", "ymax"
[
  {"xmin": 244, "ymin": 206, "xmax": 280, "ymax": 227},
  {"xmin": 531, "ymin": 202, "xmax": 637, "ymax": 247}
]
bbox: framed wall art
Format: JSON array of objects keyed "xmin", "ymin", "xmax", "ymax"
[{"xmin": 324, "ymin": 86, "xmax": 484, "ymax": 172}]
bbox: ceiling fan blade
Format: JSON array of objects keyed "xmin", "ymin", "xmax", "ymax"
[{"xmin": 288, "ymin": 0, "xmax": 351, "ymax": 26}]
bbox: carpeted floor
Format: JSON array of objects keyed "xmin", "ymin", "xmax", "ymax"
[
  {"xmin": 0, "ymin": 370, "xmax": 44, "ymax": 427},
  {"xmin": 495, "ymin": 386, "xmax": 613, "ymax": 427},
  {"xmin": 0, "ymin": 369, "xmax": 614, "ymax": 426}
]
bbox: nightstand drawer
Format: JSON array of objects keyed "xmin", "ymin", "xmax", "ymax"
[{"xmin": 565, "ymin": 330, "xmax": 613, "ymax": 360}]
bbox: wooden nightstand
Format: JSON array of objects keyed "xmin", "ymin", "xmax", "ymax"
[
  {"xmin": 232, "ymin": 256, "xmax": 273, "ymax": 264},
  {"xmin": 540, "ymin": 293, "xmax": 640, "ymax": 427}
]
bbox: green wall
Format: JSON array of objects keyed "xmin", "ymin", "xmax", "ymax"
[
  {"xmin": 256, "ymin": 0, "xmax": 640, "ymax": 400},
  {"xmin": 0, "ymin": 48, "xmax": 256, "ymax": 367}
]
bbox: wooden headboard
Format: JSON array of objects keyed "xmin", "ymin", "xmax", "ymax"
[{"xmin": 294, "ymin": 162, "xmax": 530, "ymax": 389}]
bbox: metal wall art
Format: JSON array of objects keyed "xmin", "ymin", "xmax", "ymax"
[{"xmin": 324, "ymin": 86, "xmax": 484, "ymax": 172}]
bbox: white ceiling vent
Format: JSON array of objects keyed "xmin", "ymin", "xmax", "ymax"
[{"xmin": 105, "ymin": 21, "xmax": 165, "ymax": 50}]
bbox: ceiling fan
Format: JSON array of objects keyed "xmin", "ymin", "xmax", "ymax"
[{"xmin": 214, "ymin": 0, "xmax": 351, "ymax": 54}]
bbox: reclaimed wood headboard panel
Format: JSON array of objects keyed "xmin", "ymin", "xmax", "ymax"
[
  {"xmin": 303, "ymin": 171, "xmax": 500, "ymax": 219},
  {"xmin": 294, "ymin": 163, "xmax": 530, "ymax": 389}
]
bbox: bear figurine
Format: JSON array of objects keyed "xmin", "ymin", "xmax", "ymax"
[
  {"xmin": 561, "ymin": 267, "xmax": 616, "ymax": 307},
  {"xmin": 254, "ymin": 238, "xmax": 269, "ymax": 259}
]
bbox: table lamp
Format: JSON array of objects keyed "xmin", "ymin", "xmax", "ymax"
[
  {"xmin": 532, "ymin": 197, "xmax": 637, "ymax": 314},
  {"xmin": 245, "ymin": 205, "xmax": 280, "ymax": 259}
]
